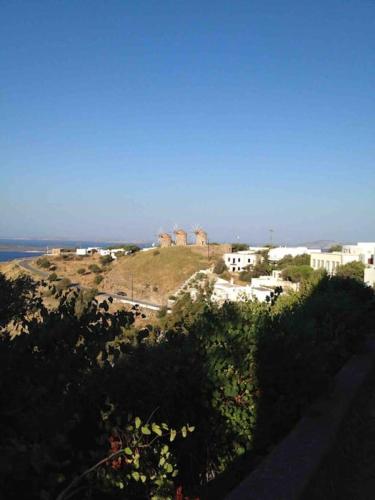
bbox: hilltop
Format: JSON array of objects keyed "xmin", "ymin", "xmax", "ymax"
[{"xmin": 103, "ymin": 245, "xmax": 225, "ymax": 303}]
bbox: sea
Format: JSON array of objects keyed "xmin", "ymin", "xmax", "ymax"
[{"xmin": 0, "ymin": 239, "xmax": 152, "ymax": 263}]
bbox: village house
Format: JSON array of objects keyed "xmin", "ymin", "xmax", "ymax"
[
  {"xmin": 223, "ymin": 250, "xmax": 263, "ymax": 272},
  {"xmin": 310, "ymin": 242, "xmax": 375, "ymax": 275}
]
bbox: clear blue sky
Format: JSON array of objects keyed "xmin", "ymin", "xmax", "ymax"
[{"xmin": 1, "ymin": 0, "xmax": 374, "ymax": 244}]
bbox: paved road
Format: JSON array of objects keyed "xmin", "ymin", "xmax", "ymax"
[{"xmin": 18, "ymin": 259, "xmax": 166, "ymax": 312}]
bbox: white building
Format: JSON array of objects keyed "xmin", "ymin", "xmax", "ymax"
[
  {"xmin": 211, "ymin": 278, "xmax": 253, "ymax": 303},
  {"xmin": 310, "ymin": 242, "xmax": 375, "ymax": 275},
  {"xmin": 251, "ymin": 270, "xmax": 299, "ymax": 292},
  {"xmin": 211, "ymin": 271, "xmax": 294, "ymax": 304},
  {"xmin": 268, "ymin": 246, "xmax": 320, "ymax": 262},
  {"xmin": 364, "ymin": 267, "xmax": 375, "ymax": 287},
  {"xmin": 76, "ymin": 248, "xmax": 88, "ymax": 256},
  {"xmin": 224, "ymin": 251, "xmax": 263, "ymax": 272}
]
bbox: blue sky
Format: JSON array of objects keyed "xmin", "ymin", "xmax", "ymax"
[{"xmin": 1, "ymin": 0, "xmax": 374, "ymax": 244}]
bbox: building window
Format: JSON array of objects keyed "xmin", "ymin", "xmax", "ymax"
[
  {"xmin": 248, "ymin": 258, "xmax": 250, "ymax": 263},
  {"xmin": 238, "ymin": 258, "xmax": 240, "ymax": 262},
  {"xmin": 238, "ymin": 267, "xmax": 241, "ymax": 271},
  {"xmin": 232, "ymin": 267, "xmax": 236, "ymax": 272}
]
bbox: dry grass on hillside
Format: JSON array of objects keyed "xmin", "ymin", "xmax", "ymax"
[
  {"xmin": 103, "ymin": 246, "xmax": 223, "ymax": 304},
  {"xmin": 1, "ymin": 245, "xmax": 228, "ymax": 306}
]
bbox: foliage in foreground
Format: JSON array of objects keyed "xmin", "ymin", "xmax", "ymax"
[{"xmin": 0, "ymin": 272, "xmax": 374, "ymax": 499}]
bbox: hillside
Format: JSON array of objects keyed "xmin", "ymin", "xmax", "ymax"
[
  {"xmin": 0, "ymin": 245, "xmax": 227, "ymax": 305},
  {"xmin": 103, "ymin": 246, "xmax": 221, "ymax": 304}
]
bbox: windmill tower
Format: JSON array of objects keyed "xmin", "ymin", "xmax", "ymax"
[
  {"xmin": 174, "ymin": 228, "xmax": 187, "ymax": 246},
  {"xmin": 158, "ymin": 232, "xmax": 172, "ymax": 248},
  {"xmin": 194, "ymin": 227, "xmax": 208, "ymax": 246}
]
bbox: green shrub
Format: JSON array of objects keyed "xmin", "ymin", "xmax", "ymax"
[
  {"xmin": 77, "ymin": 268, "xmax": 86, "ymax": 275},
  {"xmin": 94, "ymin": 275, "xmax": 103, "ymax": 285},
  {"xmin": 100, "ymin": 255, "xmax": 113, "ymax": 265},
  {"xmin": 88, "ymin": 264, "xmax": 102, "ymax": 274},
  {"xmin": 213, "ymin": 258, "xmax": 226, "ymax": 275},
  {"xmin": 336, "ymin": 261, "xmax": 365, "ymax": 282},
  {"xmin": 48, "ymin": 272, "xmax": 58, "ymax": 282},
  {"xmin": 277, "ymin": 253, "xmax": 310, "ymax": 268},
  {"xmin": 281, "ymin": 264, "xmax": 313, "ymax": 283},
  {"xmin": 36, "ymin": 257, "xmax": 51, "ymax": 269}
]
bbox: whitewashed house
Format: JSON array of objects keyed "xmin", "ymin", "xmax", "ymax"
[
  {"xmin": 224, "ymin": 251, "xmax": 263, "ymax": 272},
  {"xmin": 311, "ymin": 242, "xmax": 375, "ymax": 276},
  {"xmin": 268, "ymin": 246, "xmax": 320, "ymax": 262}
]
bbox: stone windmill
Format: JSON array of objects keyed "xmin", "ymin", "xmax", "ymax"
[
  {"xmin": 173, "ymin": 228, "xmax": 187, "ymax": 246},
  {"xmin": 194, "ymin": 227, "xmax": 208, "ymax": 246}
]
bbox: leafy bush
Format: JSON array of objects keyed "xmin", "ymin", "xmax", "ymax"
[
  {"xmin": 328, "ymin": 244, "xmax": 343, "ymax": 252},
  {"xmin": 213, "ymin": 258, "xmax": 226, "ymax": 274},
  {"xmin": 77, "ymin": 267, "xmax": 86, "ymax": 275},
  {"xmin": 48, "ymin": 272, "xmax": 58, "ymax": 281},
  {"xmin": 0, "ymin": 272, "xmax": 374, "ymax": 498},
  {"xmin": 281, "ymin": 264, "xmax": 313, "ymax": 283},
  {"xmin": 88, "ymin": 264, "xmax": 102, "ymax": 274},
  {"xmin": 100, "ymin": 255, "xmax": 113, "ymax": 265},
  {"xmin": 231, "ymin": 243, "xmax": 249, "ymax": 252},
  {"xmin": 336, "ymin": 261, "xmax": 365, "ymax": 282},
  {"xmin": 36, "ymin": 257, "xmax": 51, "ymax": 269},
  {"xmin": 94, "ymin": 275, "xmax": 103, "ymax": 285},
  {"xmin": 277, "ymin": 253, "xmax": 310, "ymax": 268}
]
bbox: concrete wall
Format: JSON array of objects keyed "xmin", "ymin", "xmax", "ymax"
[{"xmin": 364, "ymin": 267, "xmax": 375, "ymax": 287}]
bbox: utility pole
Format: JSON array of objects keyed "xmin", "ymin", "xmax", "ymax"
[{"xmin": 269, "ymin": 229, "xmax": 274, "ymax": 246}]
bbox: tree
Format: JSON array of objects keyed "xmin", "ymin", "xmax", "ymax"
[
  {"xmin": 281, "ymin": 265, "xmax": 313, "ymax": 283},
  {"xmin": 213, "ymin": 258, "xmax": 226, "ymax": 275},
  {"xmin": 100, "ymin": 255, "xmax": 113, "ymax": 265},
  {"xmin": 329, "ymin": 244, "xmax": 343, "ymax": 252},
  {"xmin": 231, "ymin": 243, "xmax": 248, "ymax": 252},
  {"xmin": 336, "ymin": 261, "xmax": 365, "ymax": 282},
  {"xmin": 277, "ymin": 253, "xmax": 310, "ymax": 269}
]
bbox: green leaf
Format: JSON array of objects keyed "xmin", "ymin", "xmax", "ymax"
[
  {"xmin": 170, "ymin": 429, "xmax": 177, "ymax": 442},
  {"xmin": 135, "ymin": 417, "xmax": 141, "ymax": 429},
  {"xmin": 188, "ymin": 425, "xmax": 195, "ymax": 433},
  {"xmin": 141, "ymin": 425, "xmax": 151, "ymax": 435},
  {"xmin": 124, "ymin": 447, "xmax": 132, "ymax": 456},
  {"xmin": 132, "ymin": 471, "xmax": 140, "ymax": 481},
  {"xmin": 152, "ymin": 423, "xmax": 162, "ymax": 436},
  {"xmin": 165, "ymin": 463, "xmax": 173, "ymax": 473},
  {"xmin": 161, "ymin": 444, "xmax": 169, "ymax": 455},
  {"xmin": 181, "ymin": 426, "xmax": 187, "ymax": 438},
  {"xmin": 140, "ymin": 474, "xmax": 146, "ymax": 483},
  {"xmin": 159, "ymin": 456, "xmax": 166, "ymax": 466}
]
